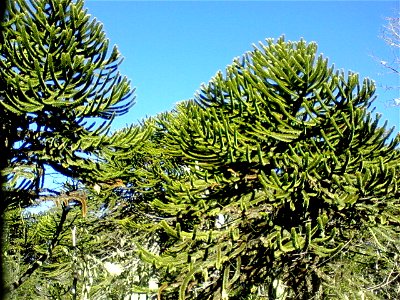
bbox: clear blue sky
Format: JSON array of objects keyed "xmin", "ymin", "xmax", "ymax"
[{"xmin": 85, "ymin": 0, "xmax": 399, "ymax": 133}]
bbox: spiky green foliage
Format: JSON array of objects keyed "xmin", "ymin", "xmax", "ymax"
[
  {"xmin": 0, "ymin": 0, "xmax": 137, "ymax": 209},
  {"xmin": 101, "ymin": 37, "xmax": 400, "ymax": 299}
]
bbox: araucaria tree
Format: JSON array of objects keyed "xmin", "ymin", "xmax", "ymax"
[
  {"xmin": 0, "ymin": 0, "xmax": 142, "ymax": 296},
  {"xmin": 0, "ymin": 0, "xmax": 137, "ymax": 206},
  {"xmin": 2, "ymin": 2, "xmax": 399, "ymax": 297},
  {"xmin": 116, "ymin": 37, "xmax": 400, "ymax": 299}
]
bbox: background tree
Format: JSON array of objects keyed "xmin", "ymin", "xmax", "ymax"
[
  {"xmin": 380, "ymin": 11, "xmax": 399, "ymax": 106},
  {"xmin": 112, "ymin": 37, "xmax": 400, "ymax": 299},
  {"xmin": 381, "ymin": 12, "xmax": 399, "ymax": 72},
  {"xmin": 0, "ymin": 0, "xmax": 144, "ymax": 295}
]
